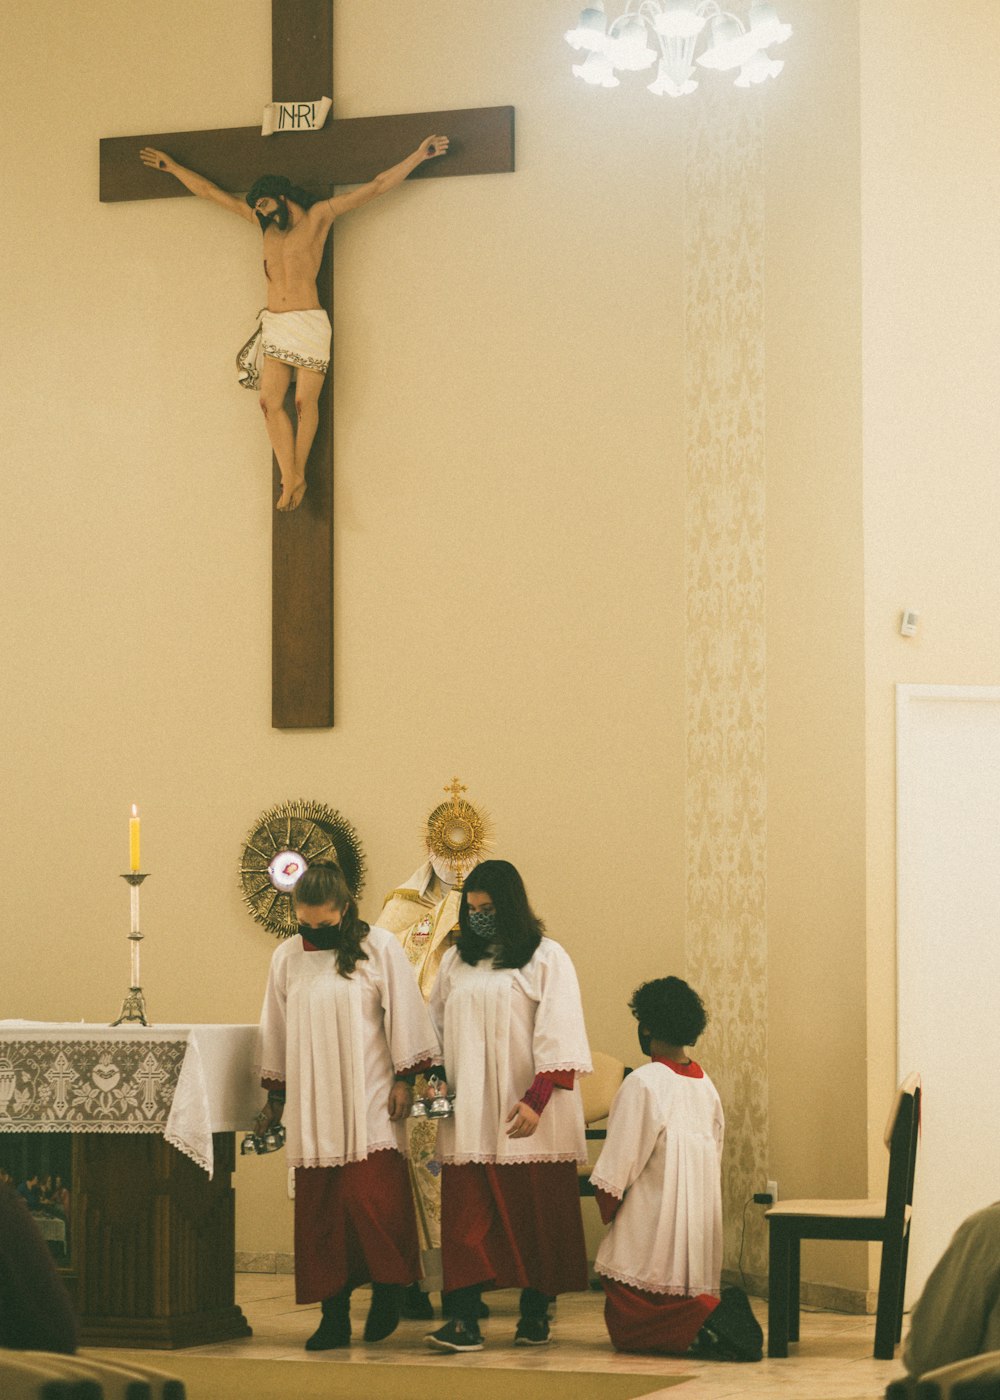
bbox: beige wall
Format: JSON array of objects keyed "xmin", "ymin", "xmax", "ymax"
[
  {"xmin": 860, "ymin": 0, "xmax": 1000, "ymax": 1207},
  {"xmin": 764, "ymin": 2, "xmax": 869, "ymax": 1294},
  {"xmin": 1, "ymin": 0, "xmax": 892, "ymax": 1292},
  {"xmin": 2, "ymin": 0, "xmax": 686, "ymax": 1261}
]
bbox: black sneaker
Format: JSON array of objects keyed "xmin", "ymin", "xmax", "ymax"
[
  {"xmin": 425, "ymin": 1318, "xmax": 485, "ymax": 1352},
  {"xmin": 515, "ymin": 1315, "xmax": 551, "ymax": 1346},
  {"xmin": 363, "ymin": 1283, "xmax": 401, "ymax": 1342}
]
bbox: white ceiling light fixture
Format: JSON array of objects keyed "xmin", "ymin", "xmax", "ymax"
[{"xmin": 565, "ymin": 0, "xmax": 792, "ymax": 99}]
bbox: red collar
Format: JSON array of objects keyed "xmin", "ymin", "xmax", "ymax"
[{"xmin": 652, "ymin": 1056, "xmax": 704, "ymax": 1079}]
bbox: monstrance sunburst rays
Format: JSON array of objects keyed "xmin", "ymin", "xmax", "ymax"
[{"xmin": 240, "ymin": 799, "xmax": 366, "ymax": 938}]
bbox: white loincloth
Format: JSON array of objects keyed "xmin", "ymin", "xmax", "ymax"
[
  {"xmin": 236, "ymin": 308, "xmax": 331, "ymax": 389},
  {"xmin": 262, "ymin": 309, "xmax": 331, "ymax": 374}
]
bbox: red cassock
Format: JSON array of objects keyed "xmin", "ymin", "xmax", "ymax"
[
  {"xmin": 294, "ymin": 1151, "xmax": 421, "ymax": 1303},
  {"xmin": 429, "ymin": 939, "xmax": 594, "ymax": 1300},
  {"xmin": 441, "ymin": 1157, "xmax": 589, "ymax": 1296},
  {"xmin": 601, "ymin": 1275, "xmax": 718, "ymax": 1354}
]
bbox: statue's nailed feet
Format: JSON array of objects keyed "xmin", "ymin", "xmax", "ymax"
[{"xmin": 277, "ymin": 476, "xmax": 307, "ymax": 511}]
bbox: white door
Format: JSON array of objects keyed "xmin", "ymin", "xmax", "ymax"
[{"xmin": 897, "ymin": 684, "xmax": 1000, "ymax": 1302}]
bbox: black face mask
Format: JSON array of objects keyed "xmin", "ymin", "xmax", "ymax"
[
  {"xmin": 637, "ymin": 1025, "xmax": 652, "ymax": 1057},
  {"xmin": 299, "ymin": 923, "xmax": 341, "ymax": 950}
]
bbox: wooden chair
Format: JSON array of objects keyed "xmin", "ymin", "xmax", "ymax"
[
  {"xmin": 766, "ymin": 1071, "xmax": 921, "ymax": 1360},
  {"xmin": 578, "ymin": 1051, "xmax": 630, "ymax": 1197}
]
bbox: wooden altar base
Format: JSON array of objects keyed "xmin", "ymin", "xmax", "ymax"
[{"xmin": 66, "ymin": 1131, "xmax": 251, "ymax": 1349}]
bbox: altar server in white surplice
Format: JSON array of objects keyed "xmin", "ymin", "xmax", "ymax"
[
  {"xmin": 424, "ymin": 860, "xmax": 592, "ymax": 1354},
  {"xmin": 255, "ymin": 862, "xmax": 441, "ymax": 1352},
  {"xmin": 591, "ymin": 977, "xmax": 762, "ymax": 1362}
]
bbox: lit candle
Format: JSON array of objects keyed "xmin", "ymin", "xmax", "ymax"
[{"xmin": 129, "ymin": 804, "xmax": 141, "ymax": 872}]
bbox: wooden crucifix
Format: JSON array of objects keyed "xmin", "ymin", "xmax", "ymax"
[{"xmin": 99, "ymin": 0, "xmax": 514, "ymax": 729}]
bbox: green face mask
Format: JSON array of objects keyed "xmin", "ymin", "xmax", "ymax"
[{"xmin": 468, "ymin": 909, "xmax": 498, "ymax": 940}]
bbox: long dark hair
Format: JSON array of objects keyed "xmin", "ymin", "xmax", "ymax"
[
  {"xmin": 293, "ymin": 862, "xmax": 370, "ymax": 978},
  {"xmin": 456, "ymin": 860, "xmax": 544, "ymax": 970}
]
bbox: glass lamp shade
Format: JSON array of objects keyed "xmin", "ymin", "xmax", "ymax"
[
  {"xmin": 565, "ymin": 4, "xmax": 609, "ymax": 53},
  {"xmin": 609, "ymin": 14, "xmax": 656, "ymax": 71},
  {"xmin": 572, "ymin": 50, "xmax": 621, "ymax": 86},
  {"xmin": 567, "ymin": 0, "xmax": 790, "ymax": 96},
  {"xmin": 648, "ymin": 58, "xmax": 698, "ymax": 96},
  {"xmin": 652, "ymin": 0, "xmax": 708, "ymax": 40},
  {"xmin": 734, "ymin": 51, "xmax": 784, "ymax": 86},
  {"xmin": 748, "ymin": 3, "xmax": 792, "ymax": 48},
  {"xmin": 698, "ymin": 15, "xmax": 755, "ymax": 69}
]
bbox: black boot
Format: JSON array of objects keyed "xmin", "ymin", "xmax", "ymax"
[
  {"xmin": 305, "ymin": 1288, "xmax": 351, "ymax": 1350},
  {"xmin": 364, "ymin": 1282, "xmax": 402, "ymax": 1342},
  {"xmin": 515, "ymin": 1287, "xmax": 552, "ymax": 1346},
  {"xmin": 399, "ymin": 1281, "xmax": 435, "ymax": 1320},
  {"xmin": 689, "ymin": 1287, "xmax": 763, "ymax": 1362},
  {"xmin": 442, "ymin": 1286, "xmax": 490, "ymax": 1319}
]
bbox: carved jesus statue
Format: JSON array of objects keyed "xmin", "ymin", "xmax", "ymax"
[{"xmin": 140, "ymin": 136, "xmax": 449, "ymax": 510}]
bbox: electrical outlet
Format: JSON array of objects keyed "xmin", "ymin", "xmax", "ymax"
[{"xmin": 767, "ymin": 1179, "xmax": 778, "ymax": 1204}]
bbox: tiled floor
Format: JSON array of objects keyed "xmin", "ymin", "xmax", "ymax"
[{"xmin": 171, "ymin": 1273, "xmax": 906, "ymax": 1399}]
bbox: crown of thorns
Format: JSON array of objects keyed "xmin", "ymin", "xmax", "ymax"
[{"xmin": 245, "ymin": 174, "xmax": 314, "ymax": 209}]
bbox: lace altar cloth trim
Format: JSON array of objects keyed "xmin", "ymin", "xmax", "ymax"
[
  {"xmin": 0, "ymin": 1024, "xmax": 261, "ymax": 1178},
  {"xmin": 0, "ymin": 1038, "xmax": 186, "ymax": 1132}
]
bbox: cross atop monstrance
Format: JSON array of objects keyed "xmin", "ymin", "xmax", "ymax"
[
  {"xmin": 444, "ymin": 777, "xmax": 469, "ymax": 806},
  {"xmin": 99, "ymin": 0, "xmax": 514, "ymax": 730}
]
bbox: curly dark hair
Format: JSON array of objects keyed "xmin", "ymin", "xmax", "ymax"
[
  {"xmin": 456, "ymin": 860, "xmax": 544, "ymax": 970},
  {"xmin": 629, "ymin": 977, "xmax": 707, "ymax": 1048},
  {"xmin": 293, "ymin": 861, "xmax": 370, "ymax": 978}
]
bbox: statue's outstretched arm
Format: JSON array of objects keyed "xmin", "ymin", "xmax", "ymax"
[
  {"xmin": 319, "ymin": 135, "xmax": 450, "ymax": 223},
  {"xmin": 139, "ymin": 148, "xmax": 254, "ymax": 222}
]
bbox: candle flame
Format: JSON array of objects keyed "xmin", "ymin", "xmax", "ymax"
[{"xmin": 131, "ymin": 803, "xmax": 138, "ymax": 817}]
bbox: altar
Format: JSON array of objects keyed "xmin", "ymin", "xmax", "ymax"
[{"xmin": 0, "ymin": 1021, "xmax": 260, "ymax": 1348}]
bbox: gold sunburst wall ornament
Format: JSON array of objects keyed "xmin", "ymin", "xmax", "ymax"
[
  {"xmin": 424, "ymin": 777, "xmax": 494, "ymax": 887},
  {"xmin": 240, "ymin": 799, "xmax": 367, "ymax": 938}
]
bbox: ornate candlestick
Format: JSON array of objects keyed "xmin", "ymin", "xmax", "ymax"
[{"xmin": 111, "ymin": 871, "xmax": 151, "ymax": 1026}]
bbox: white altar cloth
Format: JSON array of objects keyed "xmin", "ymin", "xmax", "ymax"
[{"xmin": 0, "ymin": 1022, "xmax": 259, "ymax": 1177}]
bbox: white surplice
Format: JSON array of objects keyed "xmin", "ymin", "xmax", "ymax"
[
  {"xmin": 591, "ymin": 1062, "xmax": 724, "ymax": 1297},
  {"xmin": 257, "ymin": 926, "xmax": 441, "ymax": 1169},
  {"xmin": 428, "ymin": 937, "xmax": 591, "ymax": 1166}
]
